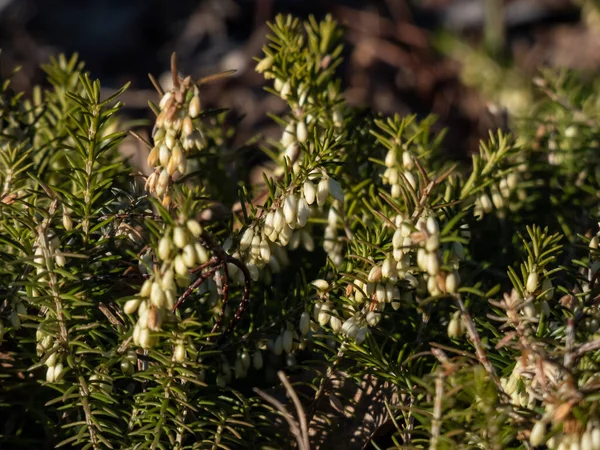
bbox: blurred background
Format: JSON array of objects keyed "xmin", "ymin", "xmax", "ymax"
[{"xmin": 0, "ymin": 0, "xmax": 598, "ymax": 157}]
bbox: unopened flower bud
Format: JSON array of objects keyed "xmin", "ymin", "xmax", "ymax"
[
  {"xmin": 299, "ymin": 312, "xmax": 310, "ymax": 336},
  {"xmin": 188, "ymin": 95, "xmax": 201, "ymax": 118},
  {"xmin": 283, "ymin": 194, "xmax": 298, "ymax": 225},
  {"xmin": 124, "ymin": 299, "xmax": 141, "ymax": 314},
  {"xmin": 304, "ymin": 180, "xmax": 316, "ymax": 205},
  {"xmin": 173, "ymin": 343, "xmax": 186, "ymax": 362},
  {"xmin": 296, "ymin": 120, "xmax": 308, "ymax": 143},
  {"xmin": 312, "ymin": 279, "xmax": 330, "ymax": 291},
  {"xmin": 328, "ymin": 178, "xmax": 344, "ymax": 202},
  {"xmin": 317, "ymin": 178, "xmax": 329, "ymax": 206},
  {"xmin": 173, "ymin": 227, "xmax": 188, "ymax": 249},
  {"xmin": 526, "ymin": 272, "xmax": 539, "ymax": 293},
  {"xmin": 530, "ymin": 420, "xmax": 547, "ymax": 447}
]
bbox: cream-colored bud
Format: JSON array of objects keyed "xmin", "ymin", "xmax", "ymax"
[
  {"xmin": 173, "ymin": 227, "xmax": 188, "ymax": 249},
  {"xmin": 182, "ymin": 115, "xmax": 194, "ymax": 137},
  {"xmin": 296, "ymin": 198, "xmax": 310, "ymax": 227},
  {"xmin": 55, "ymin": 254, "xmax": 66, "ymax": 267},
  {"xmin": 63, "ymin": 214, "xmax": 73, "ymax": 231},
  {"xmin": 581, "ymin": 431, "xmax": 593, "ymax": 450},
  {"xmin": 165, "ymin": 133, "xmax": 175, "ymax": 150},
  {"xmin": 124, "ymin": 299, "xmax": 141, "ymax": 314},
  {"xmin": 317, "ymin": 302, "xmax": 332, "ymax": 326},
  {"xmin": 402, "ymin": 151, "xmax": 414, "ymax": 170},
  {"xmin": 53, "ymin": 362, "xmax": 64, "ymax": 381},
  {"xmin": 173, "ymin": 343, "xmax": 186, "ymax": 362},
  {"xmin": 186, "ymin": 219, "xmax": 202, "ymax": 238},
  {"xmin": 368, "ymin": 265, "xmax": 382, "ymax": 283},
  {"xmin": 404, "ymin": 171, "xmax": 417, "ymax": 190},
  {"xmin": 296, "ymin": 120, "xmax": 308, "ymax": 143},
  {"xmin": 530, "ymin": 420, "xmax": 547, "ymax": 447},
  {"xmin": 46, "ymin": 365, "xmax": 55, "ymax": 382},
  {"xmin": 139, "ymin": 329, "xmax": 156, "ymax": 349},
  {"xmin": 159, "ymin": 91, "xmax": 173, "ymax": 110},
  {"xmin": 259, "ymin": 239, "xmax": 271, "ymax": 262},
  {"xmin": 425, "ymin": 234, "xmax": 440, "ymax": 252},
  {"xmin": 182, "ymin": 244, "xmax": 197, "ymax": 268},
  {"xmin": 45, "ymin": 352, "xmax": 58, "ymax": 368},
  {"xmin": 282, "ymin": 329, "xmax": 293, "ymax": 353},
  {"xmin": 304, "ymin": 180, "xmax": 316, "ymax": 205},
  {"xmin": 280, "ymin": 80, "xmax": 291, "ymax": 99},
  {"xmin": 156, "ymin": 169, "xmax": 170, "ymax": 196},
  {"xmin": 317, "ymin": 178, "xmax": 329, "ymax": 206},
  {"xmin": 188, "ymin": 95, "xmax": 201, "ymax": 118},
  {"xmin": 382, "ymin": 256, "xmax": 395, "ymax": 280},
  {"xmin": 426, "ymin": 216, "xmax": 439, "ymax": 235},
  {"xmin": 330, "ymin": 315, "xmax": 342, "ymax": 332},
  {"xmin": 299, "ymin": 312, "xmax": 310, "ymax": 336},
  {"xmin": 150, "ymin": 282, "xmax": 165, "ymax": 308},
  {"xmin": 273, "ymin": 208, "xmax": 285, "ymax": 233},
  {"xmin": 447, "ymin": 312, "xmax": 464, "ymax": 338},
  {"xmin": 427, "ymin": 253, "xmax": 440, "ymax": 276},
  {"xmin": 240, "ymin": 228, "xmax": 254, "ymax": 251},
  {"xmin": 492, "ymin": 190, "xmax": 504, "ymax": 209},
  {"xmin": 375, "ymin": 284, "xmax": 386, "ymax": 303},
  {"xmin": 446, "ymin": 272, "xmax": 459, "ymax": 294},
  {"xmin": 139, "ymin": 279, "xmax": 152, "ymax": 298},
  {"xmin": 169, "ymin": 144, "xmax": 183, "ymax": 170},
  {"xmin": 253, "ymin": 350, "xmax": 263, "ymax": 370},
  {"xmin": 392, "ymin": 229, "xmax": 403, "ymax": 249},
  {"xmin": 174, "ymin": 255, "xmax": 188, "ymax": 276},
  {"xmin": 274, "ymin": 78, "xmax": 283, "ymax": 92},
  {"xmin": 158, "ymin": 236, "xmax": 171, "ymax": 261},
  {"xmin": 159, "ymin": 145, "xmax": 171, "ymax": 168},
  {"xmin": 385, "ymin": 150, "xmax": 397, "ymax": 168},
  {"xmin": 263, "ymin": 212, "xmax": 275, "ymax": 237},
  {"xmin": 283, "ymin": 194, "xmax": 298, "ymax": 225},
  {"xmin": 526, "ymin": 272, "xmax": 539, "ymax": 293},
  {"xmin": 256, "ymin": 55, "xmax": 274, "ymax": 73},
  {"xmin": 591, "ymin": 236, "xmax": 599, "ymax": 249},
  {"xmin": 591, "ymin": 429, "xmax": 600, "ymax": 449},
  {"xmin": 312, "ymin": 279, "xmax": 329, "ymax": 291},
  {"xmin": 278, "ymin": 225, "xmax": 293, "ymax": 246},
  {"xmin": 480, "ymin": 193, "xmax": 493, "ymax": 213},
  {"xmin": 195, "ymin": 242, "xmax": 209, "ymax": 264}
]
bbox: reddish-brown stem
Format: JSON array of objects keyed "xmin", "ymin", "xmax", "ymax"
[
  {"xmin": 211, "ymin": 262, "xmax": 230, "ymax": 334},
  {"xmin": 172, "ymin": 264, "xmax": 222, "ymax": 311}
]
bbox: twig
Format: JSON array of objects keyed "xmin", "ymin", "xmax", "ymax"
[
  {"xmin": 211, "ymin": 261, "xmax": 230, "ymax": 334},
  {"xmin": 278, "ymin": 371, "xmax": 310, "ymax": 450},
  {"xmin": 453, "ymin": 294, "xmax": 501, "ymax": 388},
  {"xmin": 254, "ymin": 372, "xmax": 310, "ymax": 450},
  {"xmin": 172, "ymin": 264, "xmax": 222, "ymax": 311}
]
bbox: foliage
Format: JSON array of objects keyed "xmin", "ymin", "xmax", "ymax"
[{"xmin": 2, "ymin": 15, "xmax": 600, "ymax": 450}]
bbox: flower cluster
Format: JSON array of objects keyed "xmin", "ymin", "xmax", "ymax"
[
  {"xmin": 146, "ymin": 77, "xmax": 206, "ymax": 206},
  {"xmin": 236, "ymin": 173, "xmax": 343, "ymax": 281},
  {"xmin": 382, "ymin": 144, "xmax": 417, "ymax": 198},
  {"xmin": 124, "ymin": 218, "xmax": 210, "ymax": 348}
]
